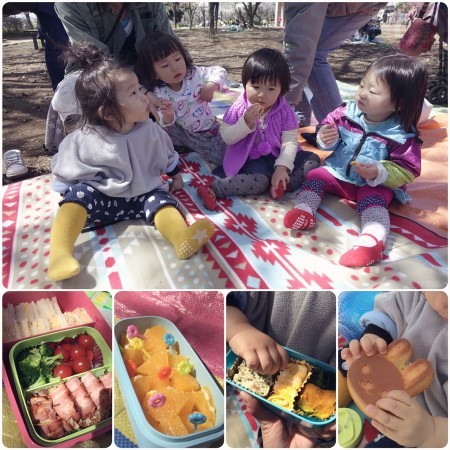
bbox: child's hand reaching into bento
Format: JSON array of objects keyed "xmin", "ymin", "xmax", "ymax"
[
  {"xmin": 159, "ymin": 99, "xmax": 175, "ymax": 124},
  {"xmin": 365, "ymin": 390, "xmax": 447, "ymax": 447},
  {"xmin": 341, "ymin": 333, "xmax": 388, "ymax": 366},
  {"xmin": 229, "ymin": 325, "xmax": 289, "ymax": 375}
]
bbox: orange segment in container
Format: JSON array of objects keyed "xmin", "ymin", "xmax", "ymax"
[
  {"xmin": 157, "ymin": 415, "xmax": 188, "ymax": 436},
  {"xmin": 131, "ymin": 375, "xmax": 151, "ymax": 404},
  {"xmin": 122, "ymin": 347, "xmax": 144, "ymax": 367},
  {"xmin": 194, "ymin": 387, "xmax": 216, "ymax": 423},
  {"xmin": 170, "ymin": 372, "xmax": 200, "ymax": 392},
  {"xmin": 144, "ymin": 387, "xmax": 190, "ymax": 423},
  {"xmin": 143, "ymin": 325, "xmax": 168, "ymax": 353}
]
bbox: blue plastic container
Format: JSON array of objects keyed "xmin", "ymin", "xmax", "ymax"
[
  {"xmin": 114, "ymin": 316, "xmax": 224, "ymax": 448},
  {"xmin": 226, "ymin": 347, "xmax": 336, "ymax": 428}
]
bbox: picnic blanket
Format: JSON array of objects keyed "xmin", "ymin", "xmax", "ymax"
[{"xmin": 2, "ymin": 83, "xmax": 447, "ymax": 289}]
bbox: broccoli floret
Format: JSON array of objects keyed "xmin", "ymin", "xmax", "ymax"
[
  {"xmin": 27, "ymin": 374, "xmax": 48, "ymax": 390},
  {"xmin": 41, "ymin": 353, "xmax": 63, "ymax": 367},
  {"xmin": 17, "ymin": 351, "xmax": 42, "ymax": 388},
  {"xmin": 38, "ymin": 344, "xmax": 54, "ymax": 358}
]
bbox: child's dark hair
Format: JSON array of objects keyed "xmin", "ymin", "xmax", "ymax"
[
  {"xmin": 64, "ymin": 42, "xmax": 129, "ymax": 130},
  {"xmin": 363, "ymin": 54, "xmax": 428, "ymax": 132},
  {"xmin": 241, "ymin": 48, "xmax": 291, "ymax": 96},
  {"xmin": 137, "ymin": 31, "xmax": 193, "ymax": 88}
]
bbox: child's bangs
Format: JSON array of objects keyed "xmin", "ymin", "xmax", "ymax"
[{"xmin": 153, "ymin": 40, "xmax": 181, "ymax": 62}]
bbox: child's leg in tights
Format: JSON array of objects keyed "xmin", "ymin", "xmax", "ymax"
[
  {"xmin": 154, "ymin": 206, "xmax": 215, "ymax": 259},
  {"xmin": 48, "ymin": 202, "xmax": 87, "ymax": 281},
  {"xmin": 198, "ymin": 173, "xmax": 270, "ymax": 210},
  {"xmin": 340, "ymin": 192, "xmax": 392, "ymax": 267},
  {"xmin": 284, "ymin": 167, "xmax": 333, "ymax": 229}
]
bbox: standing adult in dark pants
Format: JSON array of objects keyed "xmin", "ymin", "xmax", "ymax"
[{"xmin": 3, "ymin": 3, "xmax": 69, "ymax": 90}]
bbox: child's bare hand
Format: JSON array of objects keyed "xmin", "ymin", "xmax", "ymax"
[
  {"xmin": 229, "ymin": 326, "xmax": 289, "ymax": 375},
  {"xmin": 144, "ymin": 90, "xmax": 161, "ymax": 118},
  {"xmin": 244, "ymin": 103, "xmax": 263, "ymax": 129},
  {"xmin": 365, "ymin": 390, "xmax": 435, "ymax": 447},
  {"xmin": 353, "ymin": 162, "xmax": 378, "ymax": 180},
  {"xmin": 271, "ymin": 165, "xmax": 290, "ymax": 190},
  {"xmin": 341, "ymin": 333, "xmax": 388, "ymax": 366},
  {"xmin": 199, "ymin": 82, "xmax": 219, "ymax": 102},
  {"xmin": 169, "ymin": 173, "xmax": 183, "ymax": 193},
  {"xmin": 319, "ymin": 124, "xmax": 339, "ymax": 146},
  {"xmin": 159, "ymin": 99, "xmax": 175, "ymax": 124}
]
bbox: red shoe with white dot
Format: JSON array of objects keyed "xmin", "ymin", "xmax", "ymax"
[
  {"xmin": 339, "ymin": 241, "xmax": 385, "ymax": 267},
  {"xmin": 283, "ymin": 208, "xmax": 316, "ymax": 230}
]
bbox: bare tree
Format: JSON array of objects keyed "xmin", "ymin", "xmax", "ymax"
[
  {"xmin": 186, "ymin": 2, "xmax": 199, "ymax": 29},
  {"xmin": 24, "ymin": 11, "xmax": 34, "ymax": 29},
  {"xmin": 240, "ymin": 2, "xmax": 262, "ymax": 29},
  {"xmin": 209, "ymin": 2, "xmax": 219, "ymax": 35}
]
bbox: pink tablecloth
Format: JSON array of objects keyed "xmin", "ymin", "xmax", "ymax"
[{"xmin": 114, "ymin": 291, "xmax": 224, "ymax": 378}]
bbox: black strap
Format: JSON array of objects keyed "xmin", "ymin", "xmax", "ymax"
[
  {"xmin": 104, "ymin": 3, "xmax": 127, "ymax": 45},
  {"xmin": 418, "ymin": 2, "xmax": 430, "ymax": 19}
]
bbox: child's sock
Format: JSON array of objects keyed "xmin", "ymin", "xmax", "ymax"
[
  {"xmin": 283, "ymin": 205, "xmax": 316, "ymax": 230},
  {"xmin": 197, "ymin": 185, "xmax": 217, "ymax": 210},
  {"xmin": 48, "ymin": 202, "xmax": 87, "ymax": 281},
  {"xmin": 154, "ymin": 206, "xmax": 215, "ymax": 259}
]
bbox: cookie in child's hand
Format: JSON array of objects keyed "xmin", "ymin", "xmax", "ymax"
[{"xmin": 347, "ymin": 338, "xmax": 434, "ymax": 413}]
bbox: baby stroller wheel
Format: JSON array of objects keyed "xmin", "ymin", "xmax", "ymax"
[{"xmin": 427, "ymin": 84, "xmax": 448, "ymax": 105}]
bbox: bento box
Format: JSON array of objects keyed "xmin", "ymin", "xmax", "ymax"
[
  {"xmin": 226, "ymin": 347, "xmax": 336, "ymax": 428},
  {"xmin": 114, "ymin": 316, "xmax": 224, "ymax": 448},
  {"xmin": 8, "ymin": 326, "xmax": 112, "ymax": 447},
  {"xmin": 2, "ymin": 291, "xmax": 112, "ymax": 448}
]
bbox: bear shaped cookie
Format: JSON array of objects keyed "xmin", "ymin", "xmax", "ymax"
[{"xmin": 347, "ymin": 338, "xmax": 434, "ymax": 413}]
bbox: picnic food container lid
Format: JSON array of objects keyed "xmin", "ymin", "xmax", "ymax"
[
  {"xmin": 114, "ymin": 316, "xmax": 224, "ymax": 448},
  {"xmin": 338, "ymin": 408, "xmax": 364, "ymax": 448},
  {"xmin": 226, "ymin": 347, "xmax": 336, "ymax": 428},
  {"xmin": 9, "ymin": 326, "xmax": 112, "ymax": 447}
]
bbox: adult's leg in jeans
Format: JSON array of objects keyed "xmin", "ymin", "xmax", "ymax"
[{"xmin": 308, "ymin": 12, "xmax": 374, "ymax": 123}]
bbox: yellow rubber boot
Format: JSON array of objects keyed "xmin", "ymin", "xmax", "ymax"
[
  {"xmin": 154, "ymin": 206, "xmax": 215, "ymax": 259},
  {"xmin": 48, "ymin": 202, "xmax": 87, "ymax": 281}
]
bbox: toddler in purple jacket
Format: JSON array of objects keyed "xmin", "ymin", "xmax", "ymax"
[{"xmin": 197, "ymin": 48, "xmax": 319, "ymax": 210}]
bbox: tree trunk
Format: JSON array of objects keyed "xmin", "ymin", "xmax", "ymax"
[
  {"xmin": 24, "ymin": 11, "xmax": 34, "ymax": 29},
  {"xmin": 209, "ymin": 2, "xmax": 219, "ymax": 35}
]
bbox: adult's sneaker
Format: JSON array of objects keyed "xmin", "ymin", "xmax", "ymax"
[{"xmin": 4, "ymin": 149, "xmax": 28, "ymax": 179}]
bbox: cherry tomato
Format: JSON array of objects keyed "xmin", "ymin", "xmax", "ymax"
[
  {"xmin": 70, "ymin": 344, "xmax": 86, "ymax": 360},
  {"xmin": 53, "ymin": 363, "xmax": 73, "ymax": 378},
  {"xmin": 59, "ymin": 337, "xmax": 76, "ymax": 346},
  {"xmin": 71, "ymin": 357, "xmax": 91, "ymax": 374},
  {"xmin": 60, "ymin": 343, "xmax": 73, "ymax": 352},
  {"xmin": 85, "ymin": 349, "xmax": 94, "ymax": 361},
  {"xmin": 46, "ymin": 342, "xmax": 57, "ymax": 350},
  {"xmin": 77, "ymin": 334, "xmax": 95, "ymax": 350},
  {"xmin": 54, "ymin": 347, "xmax": 70, "ymax": 363}
]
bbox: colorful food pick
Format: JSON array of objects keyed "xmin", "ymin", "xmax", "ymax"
[
  {"xmin": 129, "ymin": 337, "xmax": 150, "ymax": 359},
  {"xmin": 157, "ymin": 365, "xmax": 172, "ymax": 380},
  {"xmin": 127, "ymin": 324, "xmax": 146, "ymax": 340},
  {"xmin": 188, "ymin": 412, "xmax": 207, "ymax": 431},
  {"xmin": 177, "ymin": 360, "xmax": 194, "ymax": 375},
  {"xmin": 163, "ymin": 333, "xmax": 175, "ymax": 354},
  {"xmin": 148, "ymin": 392, "xmax": 166, "ymax": 408}
]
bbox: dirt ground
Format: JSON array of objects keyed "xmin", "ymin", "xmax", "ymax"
[{"xmin": 2, "ymin": 24, "xmax": 443, "ymax": 180}]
